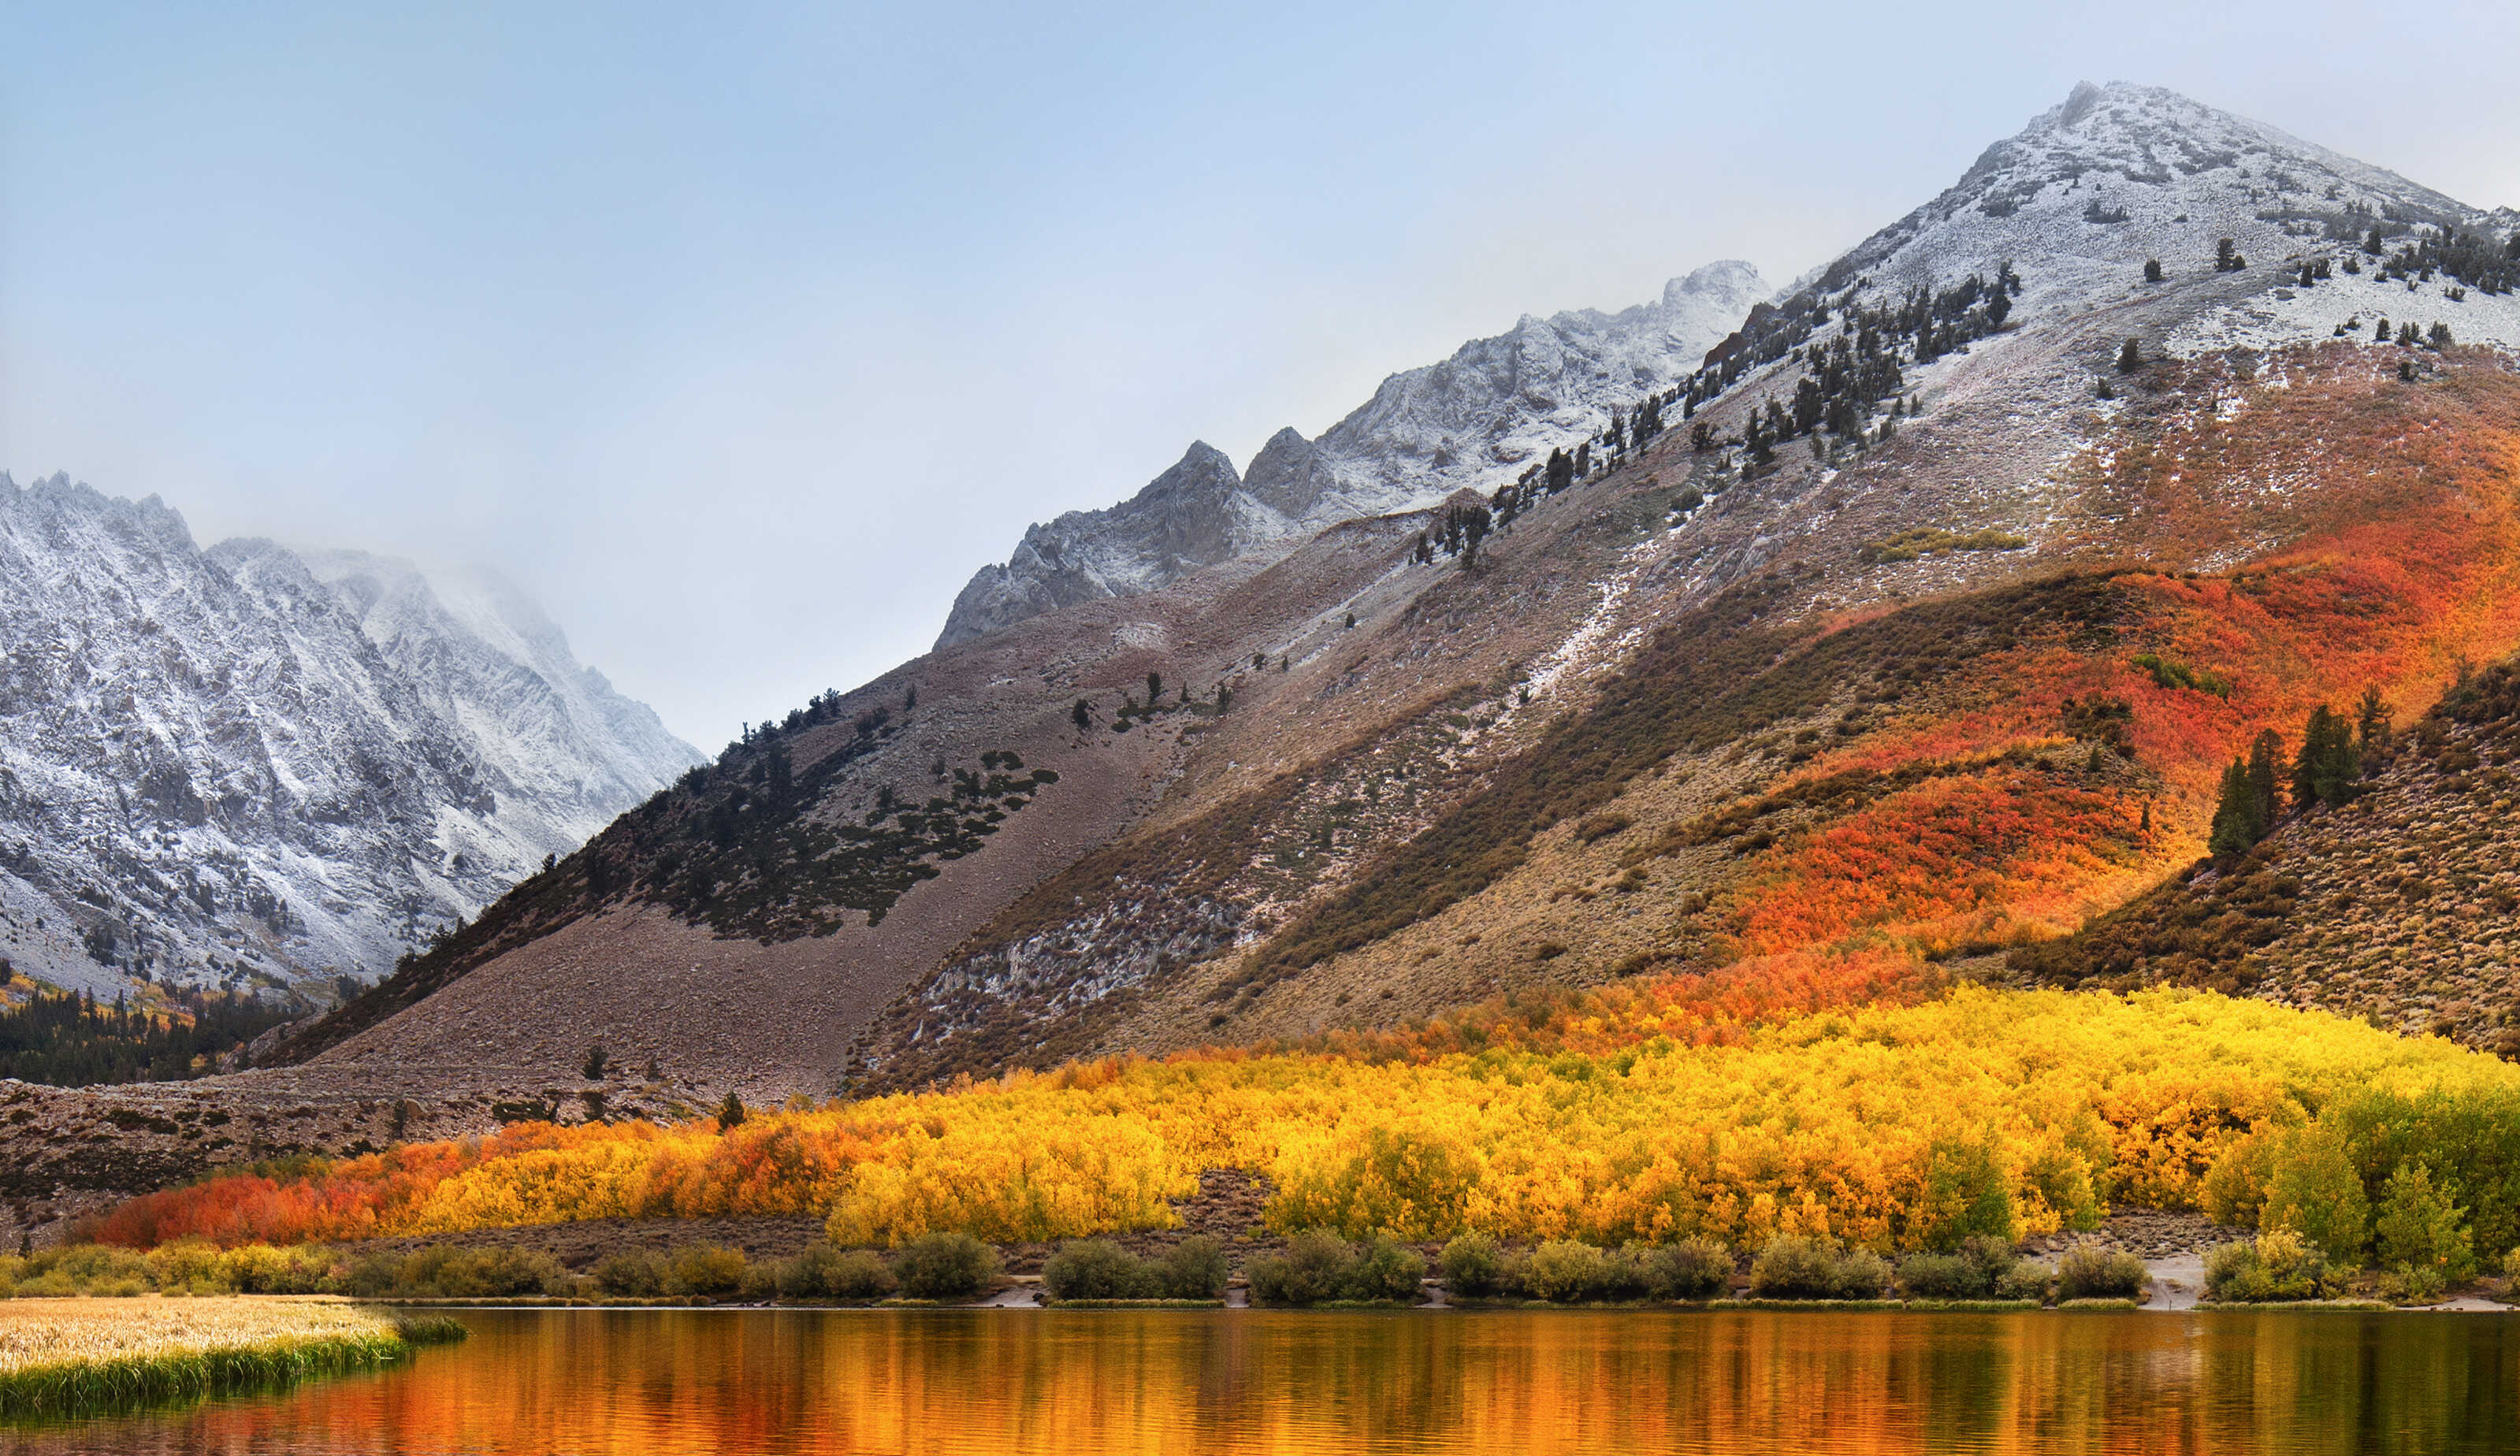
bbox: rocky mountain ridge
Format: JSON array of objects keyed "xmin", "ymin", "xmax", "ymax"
[
  {"xmin": 0, "ymin": 471, "xmax": 702, "ymax": 1000},
  {"xmin": 935, "ymin": 259, "xmax": 1770, "ymax": 648}
]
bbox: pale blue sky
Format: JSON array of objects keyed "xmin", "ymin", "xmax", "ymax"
[{"xmin": 6, "ymin": 2, "xmax": 2515, "ymax": 748}]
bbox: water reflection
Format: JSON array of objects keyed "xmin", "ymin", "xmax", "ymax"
[{"xmin": 7, "ymin": 1307, "xmax": 2516, "ymax": 1455}]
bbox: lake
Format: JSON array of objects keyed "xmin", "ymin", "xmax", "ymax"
[{"xmin": 6, "ymin": 1306, "xmax": 2517, "ymax": 1454}]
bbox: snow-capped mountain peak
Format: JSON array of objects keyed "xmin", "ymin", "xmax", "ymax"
[{"xmin": 0, "ymin": 471, "xmax": 702, "ymax": 997}]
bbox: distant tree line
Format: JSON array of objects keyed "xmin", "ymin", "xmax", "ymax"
[
  {"xmin": 1407, "ymin": 264, "xmax": 2030, "ymax": 565},
  {"xmin": 0, "ymin": 979, "xmax": 295, "ymax": 1086},
  {"xmin": 1674, "ymin": 266, "xmax": 2024, "ymax": 470},
  {"xmin": 2363, "ymin": 224, "xmax": 2518, "ymax": 297}
]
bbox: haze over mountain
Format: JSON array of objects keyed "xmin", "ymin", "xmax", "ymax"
[{"xmin": 0, "ymin": 471, "xmax": 701, "ymax": 999}]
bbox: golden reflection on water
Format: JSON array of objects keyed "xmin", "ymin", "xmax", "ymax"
[{"xmin": 12, "ymin": 1308, "xmax": 2519, "ymax": 1455}]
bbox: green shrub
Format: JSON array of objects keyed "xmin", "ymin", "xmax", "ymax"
[
  {"xmin": 1043, "ymin": 1240, "xmax": 1154, "ymax": 1301},
  {"xmin": 593, "ymin": 1250, "xmax": 666, "ymax": 1297},
  {"xmin": 2055, "ymin": 1242, "xmax": 2147, "ymax": 1301},
  {"xmin": 665, "ymin": 1245, "xmax": 747, "ymax": 1297},
  {"xmin": 1897, "ymin": 1253, "xmax": 1977, "ymax": 1299},
  {"xmin": 1748, "ymin": 1237, "xmax": 1889, "ymax": 1300},
  {"xmin": 1154, "ymin": 1236, "xmax": 1228, "ymax": 1300},
  {"xmin": 1898, "ymin": 1236, "xmax": 2020, "ymax": 1299},
  {"xmin": 824, "ymin": 1249, "xmax": 900, "ymax": 1301},
  {"xmin": 1519, "ymin": 1240, "xmax": 1611, "ymax": 1302},
  {"xmin": 1437, "ymin": 1233, "xmax": 1506, "ymax": 1297},
  {"xmin": 1914, "ymin": 1138, "xmax": 2020, "ymax": 1250},
  {"xmin": 1748, "ymin": 1237, "xmax": 1836, "ymax": 1299},
  {"xmin": 2374, "ymin": 1162, "xmax": 2477, "ymax": 1291},
  {"xmin": 1247, "ymin": 1231, "xmax": 1353, "ymax": 1306},
  {"xmin": 11, "ymin": 1244, "xmax": 155, "ymax": 1297},
  {"xmin": 765, "ymin": 1250, "xmax": 821, "ymax": 1300},
  {"xmin": 768, "ymin": 1246, "xmax": 899, "ymax": 1301},
  {"xmin": 396, "ymin": 1245, "xmax": 567, "ymax": 1298},
  {"xmin": 1831, "ymin": 1247, "xmax": 1892, "ymax": 1298},
  {"xmin": 890, "ymin": 1231, "xmax": 999, "ymax": 1300},
  {"xmin": 2204, "ymin": 1229, "xmax": 2336, "ymax": 1302},
  {"xmin": 771, "ymin": 1245, "xmax": 860, "ymax": 1300},
  {"xmin": 144, "ymin": 1239, "xmax": 232, "ymax": 1294},
  {"xmin": 1994, "ymin": 1260, "xmax": 2054, "ymax": 1303},
  {"xmin": 2263, "ymin": 1125, "xmax": 2370, "ymax": 1265},
  {"xmin": 1600, "ymin": 1245, "xmax": 1656, "ymax": 1301},
  {"xmin": 1503, "ymin": 1240, "xmax": 1653, "ymax": 1303},
  {"xmin": 1344, "ymin": 1235, "xmax": 1427, "ymax": 1303},
  {"xmin": 1645, "ymin": 1238, "xmax": 1734, "ymax": 1300},
  {"xmin": 335, "ymin": 1251, "xmax": 403, "ymax": 1298},
  {"xmin": 218, "ymin": 1243, "xmax": 332, "ymax": 1294}
]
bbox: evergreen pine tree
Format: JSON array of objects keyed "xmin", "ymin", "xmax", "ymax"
[
  {"xmin": 2293, "ymin": 704, "xmax": 2360, "ymax": 808},
  {"xmin": 2117, "ymin": 336, "xmax": 2145, "ymax": 372},
  {"xmin": 2208, "ymin": 760, "xmax": 2258, "ymax": 858},
  {"xmin": 2143, "ymin": 258, "xmax": 2164, "ymax": 283},
  {"xmin": 2245, "ymin": 730, "xmax": 2284, "ymax": 829},
  {"xmin": 2355, "ymin": 685, "xmax": 2392, "ymax": 766}
]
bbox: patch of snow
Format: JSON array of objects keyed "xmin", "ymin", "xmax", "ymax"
[{"xmin": 2168, "ymin": 269, "xmax": 2520, "ymax": 358}]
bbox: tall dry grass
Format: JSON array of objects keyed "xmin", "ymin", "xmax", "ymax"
[{"xmin": 0, "ymin": 1297, "xmax": 448, "ymax": 1417}]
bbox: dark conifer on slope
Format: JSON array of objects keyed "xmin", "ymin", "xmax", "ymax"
[
  {"xmin": 2208, "ymin": 729, "xmax": 2285, "ymax": 859},
  {"xmin": 2293, "ymin": 705, "xmax": 2361, "ymax": 811}
]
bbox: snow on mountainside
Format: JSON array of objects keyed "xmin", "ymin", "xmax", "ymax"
[
  {"xmin": 1805, "ymin": 81, "xmax": 2520, "ymax": 355},
  {"xmin": 935, "ymin": 259, "xmax": 1769, "ymax": 648},
  {"xmin": 296, "ymin": 548, "xmax": 700, "ymax": 849},
  {"xmin": 0, "ymin": 471, "xmax": 702, "ymax": 998}
]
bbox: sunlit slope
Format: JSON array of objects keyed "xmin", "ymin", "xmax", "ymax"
[{"xmin": 2020, "ymin": 648, "xmax": 2520, "ymax": 1051}]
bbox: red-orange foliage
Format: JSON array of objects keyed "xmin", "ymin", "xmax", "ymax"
[
  {"xmin": 1730, "ymin": 768, "xmax": 2146, "ymax": 955},
  {"xmin": 1741, "ymin": 349, "xmax": 2520, "ymax": 934}
]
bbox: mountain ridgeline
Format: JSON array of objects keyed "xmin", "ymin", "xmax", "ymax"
[{"xmin": 935, "ymin": 261, "xmax": 1772, "ymax": 648}]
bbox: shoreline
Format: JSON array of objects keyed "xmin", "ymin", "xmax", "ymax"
[{"xmin": 352, "ymin": 1287, "xmax": 2511, "ymax": 1314}]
